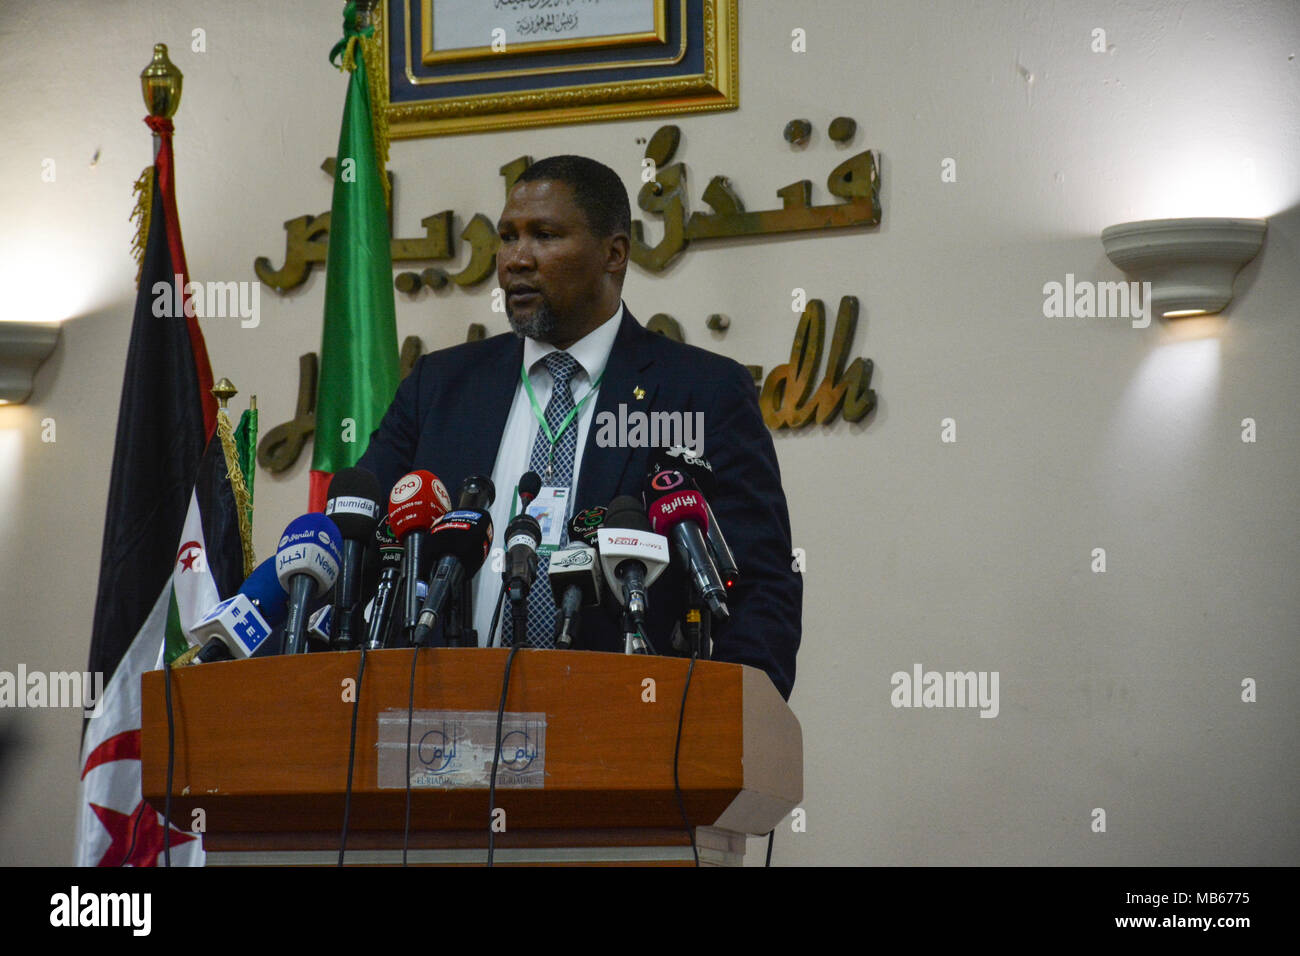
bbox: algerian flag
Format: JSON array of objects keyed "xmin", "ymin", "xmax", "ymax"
[{"xmin": 309, "ymin": 3, "xmax": 401, "ymax": 512}]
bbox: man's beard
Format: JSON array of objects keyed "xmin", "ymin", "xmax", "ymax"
[{"xmin": 507, "ymin": 297, "xmax": 559, "ymax": 342}]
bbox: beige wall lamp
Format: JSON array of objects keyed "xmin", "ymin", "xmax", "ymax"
[
  {"xmin": 0, "ymin": 322, "xmax": 60, "ymax": 404},
  {"xmin": 1101, "ymin": 217, "xmax": 1267, "ymax": 318}
]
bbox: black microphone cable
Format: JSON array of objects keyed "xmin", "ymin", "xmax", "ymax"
[
  {"xmin": 672, "ymin": 649, "xmax": 699, "ymax": 867},
  {"xmin": 117, "ymin": 805, "xmax": 143, "ymax": 867},
  {"xmin": 163, "ymin": 655, "xmax": 176, "ymax": 868},
  {"xmin": 338, "ymin": 645, "xmax": 367, "ymax": 866},
  {"xmin": 487, "ymin": 577, "xmax": 507, "ymax": 649},
  {"xmin": 402, "ymin": 644, "xmax": 420, "ymax": 866},
  {"xmin": 485, "ymin": 571, "xmax": 519, "ymax": 866},
  {"xmin": 486, "ymin": 637, "xmax": 523, "ymax": 868}
]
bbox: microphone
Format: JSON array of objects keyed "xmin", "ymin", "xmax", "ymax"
[
  {"xmin": 307, "ymin": 604, "xmax": 333, "ymax": 648},
  {"xmin": 276, "ymin": 514, "xmax": 344, "ymax": 655},
  {"xmin": 365, "ymin": 515, "xmax": 405, "ymax": 649},
  {"xmin": 410, "ymin": 510, "xmax": 495, "ymax": 645},
  {"xmin": 517, "ymin": 470, "xmax": 542, "ymax": 512},
  {"xmin": 644, "ymin": 469, "xmax": 729, "ymax": 620},
  {"xmin": 387, "ymin": 470, "xmax": 452, "ymax": 640},
  {"xmin": 568, "ymin": 505, "xmax": 607, "ymax": 547},
  {"xmin": 324, "ymin": 467, "xmax": 384, "ymax": 649},
  {"xmin": 411, "ymin": 476, "xmax": 496, "ymax": 646},
  {"xmin": 456, "ymin": 473, "xmax": 496, "ymax": 511},
  {"xmin": 547, "ymin": 507, "xmax": 608, "ymax": 648},
  {"xmin": 651, "ymin": 446, "xmax": 739, "ymax": 592},
  {"xmin": 548, "ymin": 544, "xmax": 603, "ymax": 650},
  {"xmin": 505, "ymin": 471, "xmax": 543, "ymax": 606},
  {"xmin": 188, "ymin": 556, "xmax": 289, "ymax": 663},
  {"xmin": 597, "ymin": 496, "xmax": 670, "ymax": 652}
]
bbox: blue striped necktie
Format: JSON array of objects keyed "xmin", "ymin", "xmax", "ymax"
[{"xmin": 505, "ymin": 350, "xmax": 581, "ymax": 647}]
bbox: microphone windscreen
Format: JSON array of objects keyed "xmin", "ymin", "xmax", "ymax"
[
  {"xmin": 239, "ymin": 556, "xmax": 289, "ymax": 626},
  {"xmin": 325, "ymin": 467, "xmax": 384, "ymax": 540},
  {"xmin": 388, "ymin": 470, "xmax": 452, "ymax": 538},
  {"xmin": 276, "ymin": 513, "xmax": 344, "ymax": 595},
  {"xmin": 650, "ymin": 446, "xmax": 716, "ymax": 496},
  {"xmin": 456, "ymin": 474, "xmax": 496, "ymax": 510},
  {"xmin": 605, "ymin": 495, "xmax": 651, "ymax": 533},
  {"xmin": 375, "ymin": 515, "xmax": 403, "ymax": 570},
  {"xmin": 645, "ymin": 488, "xmax": 710, "ymax": 537},
  {"xmin": 429, "ymin": 509, "xmax": 495, "ymax": 576},
  {"xmin": 644, "ymin": 466, "xmax": 697, "ymax": 500},
  {"xmin": 568, "ymin": 506, "xmax": 607, "ymax": 546},
  {"xmin": 518, "ymin": 470, "xmax": 542, "ymax": 502}
]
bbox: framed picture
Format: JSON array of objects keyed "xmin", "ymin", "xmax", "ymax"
[{"xmin": 378, "ymin": 0, "xmax": 738, "ymax": 138}]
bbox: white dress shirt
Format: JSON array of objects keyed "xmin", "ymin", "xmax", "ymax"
[{"xmin": 473, "ymin": 302, "xmax": 624, "ymax": 646}]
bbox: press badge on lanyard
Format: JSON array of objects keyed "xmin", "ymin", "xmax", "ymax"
[
  {"xmin": 520, "ymin": 361, "xmax": 603, "ymax": 555},
  {"xmin": 527, "ymin": 486, "xmax": 569, "ymax": 555}
]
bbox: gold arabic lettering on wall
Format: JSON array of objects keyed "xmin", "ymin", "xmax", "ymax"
[{"xmin": 253, "ymin": 124, "xmax": 880, "ymax": 291}]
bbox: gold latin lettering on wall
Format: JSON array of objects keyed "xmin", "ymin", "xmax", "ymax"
[
  {"xmin": 760, "ymin": 296, "xmax": 875, "ymax": 428},
  {"xmin": 253, "ymin": 124, "xmax": 880, "ymax": 292},
  {"xmin": 257, "ymin": 296, "xmax": 874, "ymax": 473}
]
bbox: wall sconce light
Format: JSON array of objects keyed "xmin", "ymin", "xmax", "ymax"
[
  {"xmin": 1101, "ymin": 217, "xmax": 1267, "ymax": 319},
  {"xmin": 0, "ymin": 322, "xmax": 60, "ymax": 404}
]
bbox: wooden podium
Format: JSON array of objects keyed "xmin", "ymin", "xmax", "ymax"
[{"xmin": 141, "ymin": 649, "xmax": 802, "ymax": 866}]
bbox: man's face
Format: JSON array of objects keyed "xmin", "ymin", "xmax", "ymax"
[{"xmin": 496, "ymin": 179, "xmax": 620, "ymax": 345}]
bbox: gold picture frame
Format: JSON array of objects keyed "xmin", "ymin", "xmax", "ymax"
[
  {"xmin": 420, "ymin": 0, "xmax": 668, "ymax": 66},
  {"xmin": 378, "ymin": 0, "xmax": 738, "ymax": 139}
]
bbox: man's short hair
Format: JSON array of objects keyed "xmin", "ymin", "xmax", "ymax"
[{"xmin": 516, "ymin": 155, "xmax": 631, "ymax": 239}]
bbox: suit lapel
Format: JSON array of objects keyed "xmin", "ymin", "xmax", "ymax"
[
  {"xmin": 446, "ymin": 332, "xmax": 522, "ymax": 490},
  {"xmin": 576, "ymin": 309, "xmax": 658, "ymax": 509}
]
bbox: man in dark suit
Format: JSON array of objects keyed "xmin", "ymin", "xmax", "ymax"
[{"xmin": 356, "ymin": 155, "xmax": 800, "ymax": 699}]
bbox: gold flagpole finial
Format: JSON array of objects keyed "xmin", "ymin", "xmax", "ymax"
[
  {"xmin": 212, "ymin": 377, "xmax": 238, "ymax": 410},
  {"xmin": 140, "ymin": 43, "xmax": 183, "ymax": 118}
]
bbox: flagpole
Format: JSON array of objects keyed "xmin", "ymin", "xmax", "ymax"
[
  {"xmin": 140, "ymin": 44, "xmax": 181, "ymax": 160},
  {"xmin": 213, "ymin": 378, "xmax": 258, "ymax": 577}
]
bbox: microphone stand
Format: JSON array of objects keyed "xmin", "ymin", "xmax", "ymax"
[
  {"xmin": 510, "ymin": 595, "xmax": 528, "ymax": 649},
  {"xmin": 440, "ymin": 565, "xmax": 472, "ymax": 647},
  {"xmin": 623, "ymin": 608, "xmax": 653, "ymax": 655},
  {"xmin": 458, "ymin": 571, "xmax": 478, "ymax": 647},
  {"xmin": 383, "ymin": 570, "xmax": 407, "ymax": 648},
  {"xmin": 682, "ymin": 589, "xmax": 713, "ymax": 660}
]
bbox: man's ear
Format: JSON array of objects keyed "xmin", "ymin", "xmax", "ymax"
[{"xmin": 605, "ymin": 231, "xmax": 630, "ymax": 275}]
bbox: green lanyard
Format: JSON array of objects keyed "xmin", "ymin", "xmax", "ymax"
[{"xmin": 521, "ymin": 361, "xmax": 603, "ymax": 483}]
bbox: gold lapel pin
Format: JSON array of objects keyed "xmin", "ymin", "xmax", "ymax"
[{"xmin": 633, "ymin": 386, "xmax": 646, "ymax": 400}]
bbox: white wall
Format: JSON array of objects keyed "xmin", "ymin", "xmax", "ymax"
[{"xmin": 1, "ymin": 0, "xmax": 1297, "ymax": 865}]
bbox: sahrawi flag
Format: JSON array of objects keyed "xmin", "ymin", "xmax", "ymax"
[
  {"xmin": 309, "ymin": 7, "xmax": 401, "ymax": 512},
  {"xmin": 75, "ymin": 114, "xmax": 242, "ymax": 867}
]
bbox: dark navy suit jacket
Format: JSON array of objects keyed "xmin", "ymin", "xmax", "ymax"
[{"xmin": 356, "ymin": 309, "xmax": 801, "ymax": 699}]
